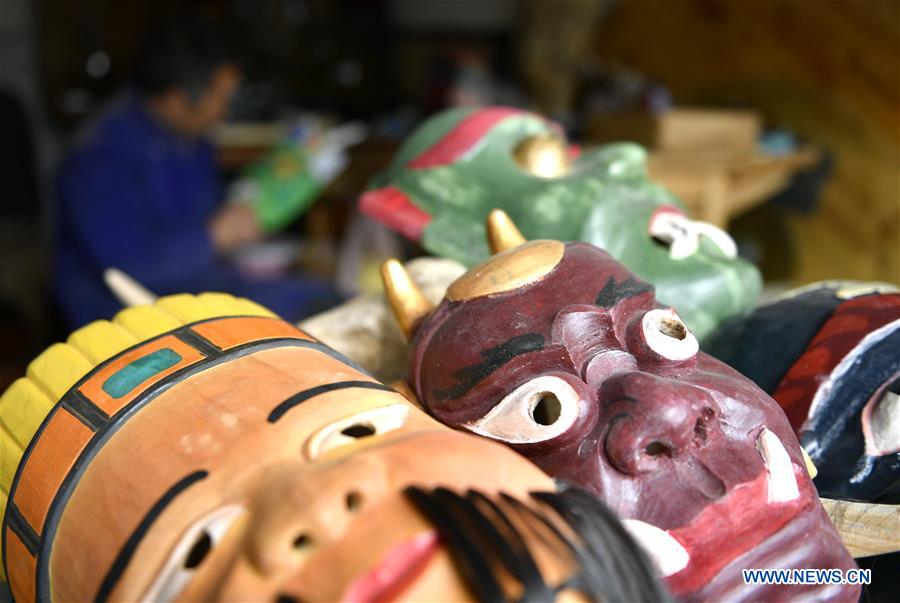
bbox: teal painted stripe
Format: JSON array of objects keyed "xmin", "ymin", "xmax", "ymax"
[{"xmin": 101, "ymin": 348, "xmax": 182, "ymax": 399}]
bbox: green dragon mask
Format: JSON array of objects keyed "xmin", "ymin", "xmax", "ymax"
[{"xmin": 361, "ymin": 106, "xmax": 761, "ymax": 339}]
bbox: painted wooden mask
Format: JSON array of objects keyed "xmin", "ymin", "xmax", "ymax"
[
  {"xmin": 0, "ymin": 293, "xmax": 668, "ymax": 603},
  {"xmin": 383, "ymin": 212, "xmax": 859, "ymax": 601},
  {"xmin": 704, "ymin": 281, "xmax": 900, "ymax": 503},
  {"xmin": 361, "ymin": 106, "xmax": 761, "ymax": 339}
]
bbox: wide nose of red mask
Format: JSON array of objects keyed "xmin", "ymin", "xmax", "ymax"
[{"xmin": 602, "ymin": 372, "xmax": 717, "ymax": 476}]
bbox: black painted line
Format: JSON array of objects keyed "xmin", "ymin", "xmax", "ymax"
[
  {"xmin": 271, "ymin": 338, "xmax": 373, "ymax": 378},
  {"xmin": 174, "ymin": 328, "xmax": 223, "ymax": 358},
  {"xmin": 595, "ymin": 276, "xmax": 654, "ymax": 308},
  {"xmin": 234, "ymin": 337, "xmax": 374, "ymax": 379},
  {"xmin": 268, "ymin": 381, "xmax": 396, "ymax": 423},
  {"xmin": 6, "ymin": 503, "xmax": 39, "ymax": 556},
  {"xmin": 311, "ymin": 344, "xmax": 372, "ymax": 377},
  {"xmin": 1, "ymin": 404, "xmax": 61, "ymax": 585},
  {"xmin": 61, "ymin": 390, "xmax": 110, "ymax": 432},
  {"xmin": 95, "ymin": 470, "xmax": 208, "ymax": 603},
  {"xmin": 435, "ymin": 333, "xmax": 545, "ymax": 401}
]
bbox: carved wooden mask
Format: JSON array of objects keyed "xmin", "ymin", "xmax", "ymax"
[
  {"xmin": 705, "ymin": 282, "xmax": 900, "ymax": 503},
  {"xmin": 3, "ymin": 294, "xmax": 666, "ymax": 602},
  {"xmin": 384, "ymin": 212, "xmax": 859, "ymax": 601},
  {"xmin": 361, "ymin": 106, "xmax": 762, "ymax": 340}
]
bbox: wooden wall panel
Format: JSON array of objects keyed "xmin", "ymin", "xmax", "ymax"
[{"xmin": 592, "ymin": 0, "xmax": 899, "ymax": 284}]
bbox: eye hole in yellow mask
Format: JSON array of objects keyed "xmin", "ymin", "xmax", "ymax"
[
  {"xmin": 512, "ymin": 134, "xmax": 571, "ymax": 178},
  {"xmin": 305, "ymin": 403, "xmax": 410, "ymax": 460},
  {"xmin": 140, "ymin": 505, "xmax": 244, "ymax": 603}
]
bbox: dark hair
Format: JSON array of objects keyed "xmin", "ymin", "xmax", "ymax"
[
  {"xmin": 135, "ymin": 16, "xmax": 235, "ymax": 99},
  {"xmin": 405, "ymin": 484, "xmax": 673, "ymax": 603}
]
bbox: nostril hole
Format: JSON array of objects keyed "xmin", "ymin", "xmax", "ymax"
[
  {"xmin": 341, "ymin": 423, "xmax": 376, "ymax": 438},
  {"xmin": 694, "ymin": 417, "xmax": 709, "ymax": 442},
  {"xmin": 644, "ymin": 441, "xmax": 668, "ymax": 457},
  {"xmin": 292, "ymin": 533, "xmax": 313, "ymax": 550},
  {"xmin": 275, "ymin": 595, "xmax": 302, "ymax": 603},
  {"xmin": 657, "ymin": 317, "xmax": 687, "ymax": 340},
  {"xmin": 183, "ymin": 531, "xmax": 212, "ymax": 569},
  {"xmin": 693, "ymin": 409, "xmax": 714, "ymax": 444},
  {"xmin": 531, "ymin": 393, "xmax": 561, "ymax": 426},
  {"xmin": 345, "ymin": 490, "xmax": 363, "ymax": 513}
]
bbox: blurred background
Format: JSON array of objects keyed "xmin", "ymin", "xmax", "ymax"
[{"xmin": 0, "ymin": 0, "xmax": 898, "ymax": 386}]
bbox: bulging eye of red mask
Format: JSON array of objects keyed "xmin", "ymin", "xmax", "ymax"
[
  {"xmin": 633, "ymin": 309, "xmax": 699, "ymax": 366},
  {"xmin": 465, "ymin": 374, "xmax": 583, "ymax": 444}
]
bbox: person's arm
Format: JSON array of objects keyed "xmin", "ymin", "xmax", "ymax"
[
  {"xmin": 58, "ymin": 151, "xmax": 217, "ymax": 289},
  {"xmin": 209, "ymin": 202, "xmax": 261, "ymax": 253}
]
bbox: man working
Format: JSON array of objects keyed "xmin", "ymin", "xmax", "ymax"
[{"xmin": 55, "ymin": 17, "xmax": 337, "ymax": 328}]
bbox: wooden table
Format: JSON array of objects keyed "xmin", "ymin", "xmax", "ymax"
[{"xmin": 648, "ymin": 147, "xmax": 820, "ymax": 228}]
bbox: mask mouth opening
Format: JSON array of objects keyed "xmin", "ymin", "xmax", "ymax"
[{"xmin": 647, "ymin": 207, "xmax": 738, "ymax": 261}]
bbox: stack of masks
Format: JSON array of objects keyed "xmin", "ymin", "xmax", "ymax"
[{"xmin": 2, "ymin": 105, "xmax": 892, "ymax": 602}]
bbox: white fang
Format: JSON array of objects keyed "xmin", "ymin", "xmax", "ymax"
[
  {"xmin": 622, "ymin": 519, "xmax": 690, "ymax": 578},
  {"xmin": 756, "ymin": 428, "xmax": 800, "ymax": 503}
]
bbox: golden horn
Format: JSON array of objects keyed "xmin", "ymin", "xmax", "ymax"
[
  {"xmin": 486, "ymin": 209, "xmax": 527, "ymax": 254},
  {"xmin": 381, "ymin": 259, "xmax": 434, "ymax": 341}
]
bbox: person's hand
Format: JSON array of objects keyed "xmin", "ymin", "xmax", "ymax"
[{"xmin": 209, "ymin": 202, "xmax": 262, "ymax": 253}]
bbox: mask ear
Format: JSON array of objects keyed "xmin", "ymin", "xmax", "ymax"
[
  {"xmin": 381, "ymin": 259, "xmax": 434, "ymax": 341},
  {"xmin": 486, "ymin": 209, "xmax": 527, "ymax": 254}
]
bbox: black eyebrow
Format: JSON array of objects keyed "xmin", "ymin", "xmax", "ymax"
[
  {"xmin": 595, "ymin": 276, "xmax": 654, "ymax": 308},
  {"xmin": 435, "ymin": 333, "xmax": 545, "ymax": 401},
  {"xmin": 95, "ymin": 470, "xmax": 208, "ymax": 603},
  {"xmin": 267, "ymin": 381, "xmax": 396, "ymax": 423}
]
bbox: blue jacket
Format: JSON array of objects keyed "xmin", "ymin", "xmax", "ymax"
[{"xmin": 55, "ymin": 95, "xmax": 335, "ymax": 327}]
